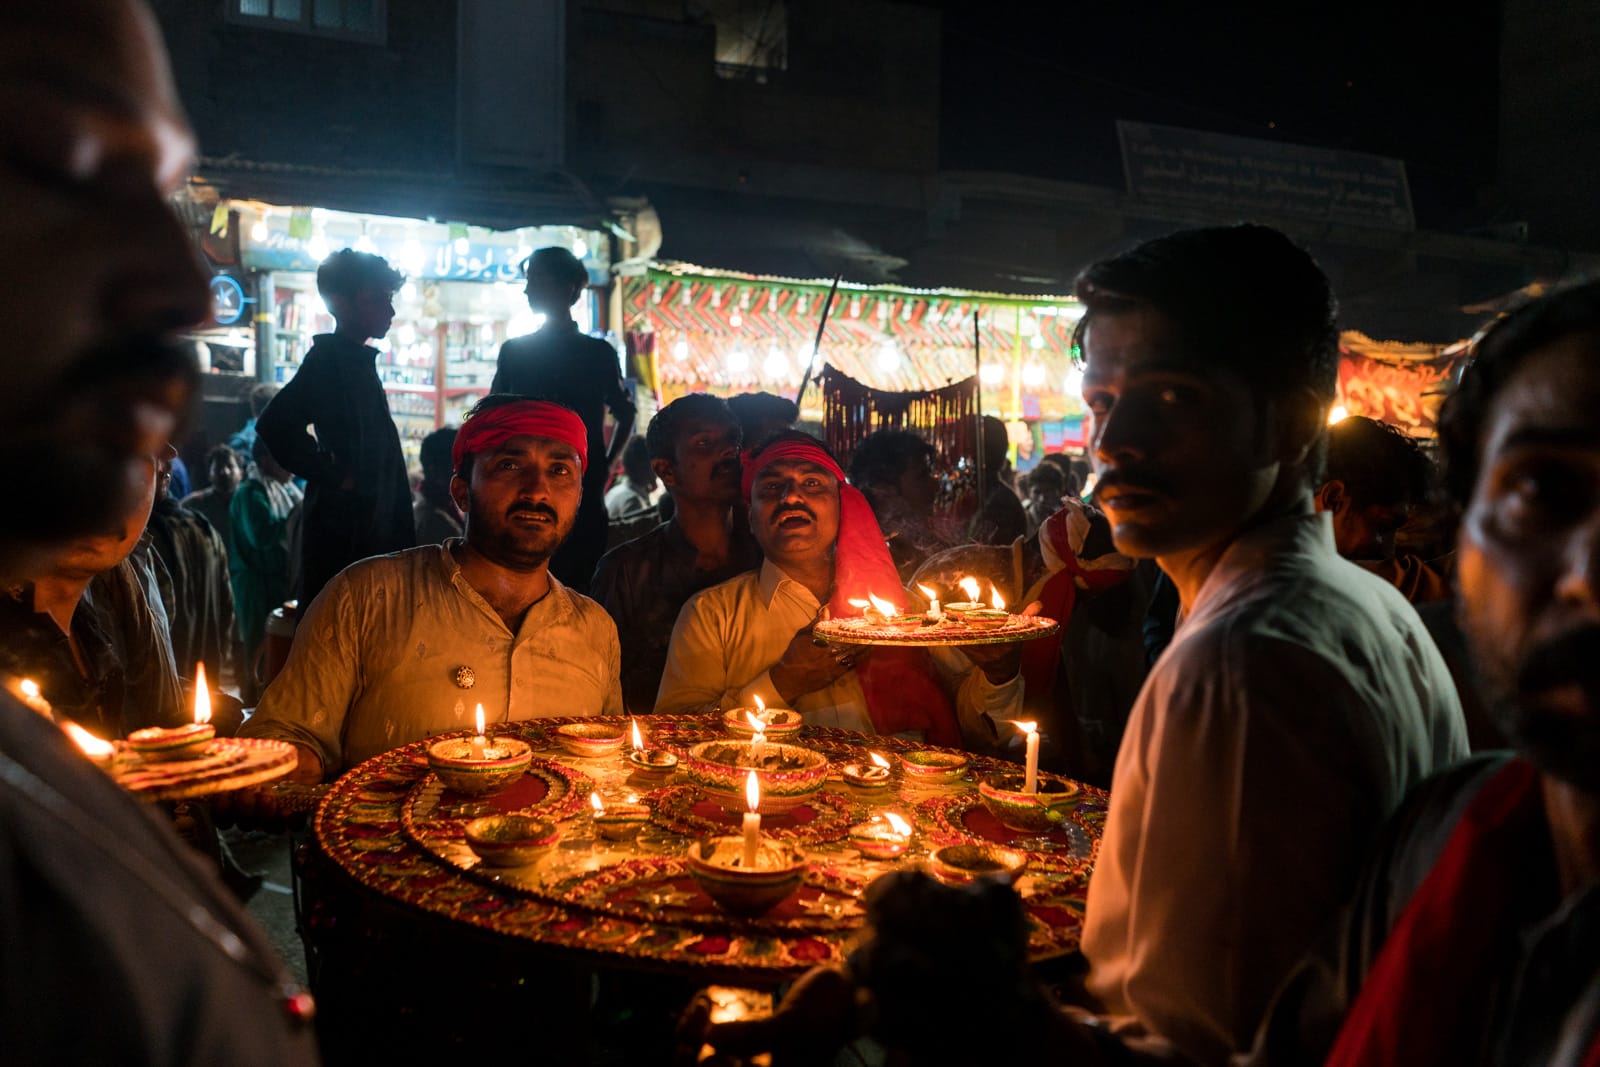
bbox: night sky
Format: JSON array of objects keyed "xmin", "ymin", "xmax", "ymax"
[{"xmin": 934, "ymin": 2, "xmax": 1501, "ymax": 230}]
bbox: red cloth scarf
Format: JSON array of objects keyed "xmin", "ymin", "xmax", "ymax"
[
  {"xmin": 1018, "ymin": 504, "xmax": 1134, "ymax": 696},
  {"xmin": 452, "ymin": 400, "xmax": 588, "ymax": 473},
  {"xmin": 742, "ymin": 440, "xmax": 961, "ymax": 746},
  {"xmin": 1324, "ymin": 757, "xmax": 1600, "ymax": 1067}
]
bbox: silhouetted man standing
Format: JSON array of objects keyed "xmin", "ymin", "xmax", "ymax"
[{"xmin": 493, "ymin": 247, "xmax": 635, "ymax": 589}]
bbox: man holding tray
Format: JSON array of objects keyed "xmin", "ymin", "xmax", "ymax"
[
  {"xmin": 240, "ymin": 396, "xmax": 623, "ymax": 781},
  {"xmin": 655, "ymin": 430, "xmax": 1025, "ymax": 749}
]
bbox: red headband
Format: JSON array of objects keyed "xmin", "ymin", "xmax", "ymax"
[
  {"xmin": 453, "ymin": 401, "xmax": 588, "ymax": 473},
  {"xmin": 740, "ymin": 439, "xmax": 846, "ymax": 499}
]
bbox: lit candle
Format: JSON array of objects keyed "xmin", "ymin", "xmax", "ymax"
[
  {"xmin": 62, "ymin": 720, "xmax": 115, "ymax": 767},
  {"xmin": 15, "ymin": 678, "xmax": 52, "ymax": 716},
  {"xmin": 741, "ymin": 770, "xmax": 761, "ymax": 868},
  {"xmin": 917, "ymin": 583, "xmax": 943, "ymax": 621},
  {"xmin": 193, "ymin": 662, "xmax": 212, "ymax": 726},
  {"xmin": 746, "ymin": 712, "xmax": 767, "ymax": 763},
  {"xmin": 471, "ymin": 703, "xmax": 487, "ymax": 760},
  {"xmin": 1018, "ymin": 720, "xmax": 1039, "ymax": 794},
  {"xmin": 631, "ymin": 717, "xmax": 644, "ymax": 753},
  {"xmin": 865, "ymin": 751, "xmax": 891, "ymax": 780},
  {"xmin": 958, "ymin": 576, "xmax": 981, "ymax": 602},
  {"xmin": 990, "ymin": 586, "xmax": 1006, "ymax": 612},
  {"xmin": 590, "ymin": 791, "xmax": 604, "ymax": 816}
]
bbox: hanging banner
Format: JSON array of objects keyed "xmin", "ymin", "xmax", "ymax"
[{"xmin": 1336, "ymin": 351, "xmax": 1460, "ymax": 437}]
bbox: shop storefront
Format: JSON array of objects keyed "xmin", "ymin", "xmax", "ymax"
[
  {"xmin": 622, "ymin": 264, "xmax": 1087, "ymax": 471},
  {"xmin": 187, "ymin": 199, "xmax": 613, "ymax": 463}
]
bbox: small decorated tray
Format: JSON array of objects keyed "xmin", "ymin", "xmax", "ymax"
[
  {"xmin": 648, "ymin": 785, "xmax": 865, "ymax": 845},
  {"xmin": 915, "ymin": 793, "xmax": 1098, "ymax": 875},
  {"xmin": 542, "ymin": 856, "xmax": 869, "ymax": 932},
  {"xmin": 115, "ymin": 738, "xmax": 297, "ymax": 801},
  {"xmin": 813, "ymin": 614, "xmax": 1060, "ymax": 647},
  {"xmin": 402, "ymin": 756, "xmax": 594, "ymax": 846}
]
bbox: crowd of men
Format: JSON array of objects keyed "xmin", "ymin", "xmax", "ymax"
[{"xmin": 1, "ymin": 2, "xmax": 1596, "ymax": 1064}]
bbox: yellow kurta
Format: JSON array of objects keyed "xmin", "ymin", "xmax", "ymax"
[{"xmin": 241, "ymin": 541, "xmax": 622, "ymax": 773}]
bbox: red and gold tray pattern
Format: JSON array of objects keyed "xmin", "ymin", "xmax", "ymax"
[
  {"xmin": 647, "ymin": 785, "xmax": 865, "ymax": 844},
  {"xmin": 314, "ymin": 716, "xmax": 1101, "ymax": 977},
  {"xmin": 401, "ymin": 757, "xmax": 594, "ymax": 845},
  {"xmin": 116, "ymin": 737, "xmax": 297, "ymax": 801},
  {"xmin": 915, "ymin": 793, "xmax": 1103, "ymax": 882},
  {"xmin": 812, "ymin": 614, "xmax": 1061, "ymax": 647}
]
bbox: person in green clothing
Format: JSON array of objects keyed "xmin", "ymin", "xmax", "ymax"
[{"xmin": 229, "ymin": 437, "xmax": 301, "ymax": 703}]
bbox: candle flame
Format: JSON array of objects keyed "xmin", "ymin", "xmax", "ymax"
[
  {"xmin": 1016, "ymin": 720, "xmax": 1037, "ymax": 736},
  {"xmin": 958, "ymin": 576, "xmax": 981, "ymax": 601},
  {"xmin": 753, "ymin": 694, "xmax": 765, "ymax": 715},
  {"xmin": 884, "ymin": 812, "xmax": 912, "ymax": 836},
  {"xmin": 63, "ymin": 721, "xmax": 114, "ymax": 759},
  {"xmin": 590, "ymin": 791, "xmax": 604, "ymax": 814},
  {"xmin": 868, "ymin": 751, "xmax": 890, "ymax": 769},
  {"xmin": 745, "ymin": 769, "xmax": 761, "ymax": 813},
  {"xmin": 192, "ymin": 662, "xmax": 212, "ymax": 725},
  {"xmin": 746, "ymin": 710, "xmax": 765, "ymax": 732},
  {"xmin": 19, "ymin": 678, "xmax": 40, "ymax": 700},
  {"xmin": 474, "ymin": 703, "xmax": 485, "ymax": 737},
  {"xmin": 990, "ymin": 585, "xmax": 1006, "ymax": 611},
  {"xmin": 631, "ymin": 717, "xmax": 644, "ymax": 751},
  {"xmin": 916, "ymin": 583, "xmax": 939, "ymax": 602},
  {"xmin": 847, "ymin": 598, "xmax": 871, "ymax": 612},
  {"xmin": 867, "ymin": 591, "xmax": 898, "ymax": 617}
]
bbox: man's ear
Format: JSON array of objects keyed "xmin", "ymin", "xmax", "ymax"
[
  {"xmin": 651, "ymin": 457, "xmax": 676, "ymax": 489},
  {"xmin": 1275, "ymin": 387, "xmax": 1325, "ymax": 468},
  {"xmin": 449, "ymin": 473, "xmax": 469, "ymax": 516},
  {"xmin": 1314, "ymin": 479, "xmax": 1346, "ymax": 515}
]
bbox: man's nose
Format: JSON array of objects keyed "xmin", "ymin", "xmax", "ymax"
[
  {"xmin": 1091, "ymin": 401, "xmax": 1150, "ymax": 468},
  {"xmin": 104, "ymin": 192, "xmax": 211, "ymax": 335},
  {"xmin": 1555, "ymin": 511, "xmax": 1600, "ymax": 610}
]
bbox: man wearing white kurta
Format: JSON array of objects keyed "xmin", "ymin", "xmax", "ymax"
[
  {"xmin": 1071, "ymin": 226, "xmax": 1468, "ymax": 1065},
  {"xmin": 655, "ymin": 432, "xmax": 1023, "ymax": 748},
  {"xmin": 243, "ymin": 398, "xmax": 622, "ymax": 779}
]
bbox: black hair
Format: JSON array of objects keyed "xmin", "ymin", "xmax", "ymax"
[
  {"xmin": 205, "ymin": 443, "xmax": 240, "ymax": 469},
  {"xmin": 1073, "ymin": 224, "xmax": 1338, "ymax": 403},
  {"xmin": 1324, "ymin": 415, "xmax": 1431, "ymax": 509},
  {"xmin": 1439, "ymin": 278, "xmax": 1600, "ymax": 510},
  {"xmin": 419, "ymin": 426, "xmax": 457, "ymax": 473},
  {"xmin": 644, "ymin": 393, "xmax": 737, "ymax": 463},
  {"xmin": 620, "ymin": 435, "xmax": 654, "ymax": 482},
  {"xmin": 247, "ymin": 382, "xmax": 278, "ymax": 417},
  {"xmin": 726, "ymin": 391, "xmax": 799, "ymax": 446},
  {"xmin": 316, "ymin": 249, "xmax": 404, "ymax": 303},
  {"xmin": 453, "ymin": 393, "xmax": 582, "ymax": 480},
  {"xmin": 1026, "ymin": 461, "xmax": 1066, "ymax": 494},
  {"xmin": 521, "ymin": 246, "xmax": 589, "ymax": 291},
  {"xmin": 848, "ymin": 429, "xmax": 936, "ymax": 490}
]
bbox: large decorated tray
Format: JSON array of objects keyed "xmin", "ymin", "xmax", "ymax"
[{"xmin": 813, "ymin": 613, "xmax": 1060, "ymax": 647}]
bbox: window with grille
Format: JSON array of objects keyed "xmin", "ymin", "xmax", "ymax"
[{"xmin": 229, "ymin": 0, "xmax": 386, "ymax": 44}]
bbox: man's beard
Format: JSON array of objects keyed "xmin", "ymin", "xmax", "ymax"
[
  {"xmin": 1477, "ymin": 621, "xmax": 1600, "ymax": 793},
  {"xmin": 465, "ymin": 494, "xmax": 572, "ymax": 571},
  {"xmin": 0, "ymin": 335, "xmax": 196, "ymax": 580}
]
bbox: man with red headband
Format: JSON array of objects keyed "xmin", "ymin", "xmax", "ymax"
[
  {"xmin": 655, "ymin": 431, "xmax": 1023, "ymax": 745},
  {"xmin": 241, "ymin": 396, "xmax": 623, "ymax": 780}
]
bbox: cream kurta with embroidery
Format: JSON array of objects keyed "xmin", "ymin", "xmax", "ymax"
[{"xmin": 241, "ymin": 541, "xmax": 622, "ymax": 774}]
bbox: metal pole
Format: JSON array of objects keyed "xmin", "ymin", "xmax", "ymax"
[
  {"xmin": 793, "ymin": 272, "xmax": 843, "ymax": 412},
  {"xmin": 973, "ymin": 309, "xmax": 985, "ymax": 493}
]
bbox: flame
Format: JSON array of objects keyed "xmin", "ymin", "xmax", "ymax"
[
  {"xmin": 192, "ymin": 662, "xmax": 212, "ymax": 725},
  {"xmin": 868, "ymin": 751, "xmax": 890, "ymax": 769},
  {"xmin": 916, "ymin": 583, "xmax": 939, "ymax": 603},
  {"xmin": 753, "ymin": 694, "xmax": 765, "ymax": 715},
  {"xmin": 867, "ymin": 592, "xmax": 898, "ymax": 617},
  {"xmin": 590, "ymin": 791, "xmax": 605, "ymax": 814},
  {"xmin": 631, "ymin": 717, "xmax": 644, "ymax": 751},
  {"xmin": 958, "ymin": 576, "xmax": 981, "ymax": 601},
  {"xmin": 19, "ymin": 678, "xmax": 41, "ymax": 700},
  {"xmin": 884, "ymin": 812, "xmax": 912, "ymax": 836},
  {"xmin": 474, "ymin": 703, "xmax": 486, "ymax": 737},
  {"xmin": 746, "ymin": 710, "xmax": 765, "ymax": 732},
  {"xmin": 745, "ymin": 769, "xmax": 761, "ymax": 813},
  {"xmin": 63, "ymin": 721, "xmax": 114, "ymax": 760},
  {"xmin": 1016, "ymin": 720, "xmax": 1037, "ymax": 737},
  {"xmin": 990, "ymin": 585, "xmax": 1006, "ymax": 612},
  {"xmin": 847, "ymin": 598, "xmax": 871, "ymax": 613}
]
